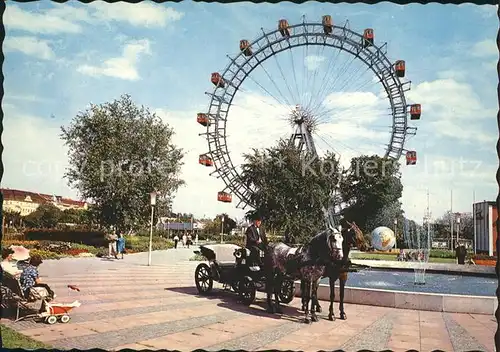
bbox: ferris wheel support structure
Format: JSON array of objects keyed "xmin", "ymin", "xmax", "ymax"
[{"xmin": 198, "ymin": 18, "xmax": 420, "ymax": 210}]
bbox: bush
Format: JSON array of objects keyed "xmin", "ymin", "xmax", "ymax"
[
  {"xmin": 124, "ymin": 235, "xmax": 173, "ymax": 252},
  {"xmin": 95, "ymin": 247, "xmax": 109, "ymax": 258},
  {"xmin": 29, "ymin": 249, "xmax": 62, "ymax": 260},
  {"xmin": 2, "ymin": 240, "xmax": 40, "ymax": 249},
  {"xmin": 24, "ymin": 229, "xmax": 107, "ymax": 247},
  {"xmin": 429, "ymin": 249, "xmax": 455, "ymax": 259},
  {"xmin": 70, "ymin": 243, "xmax": 102, "ymax": 255}
]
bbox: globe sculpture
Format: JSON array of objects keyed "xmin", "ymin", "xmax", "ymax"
[{"xmin": 371, "ymin": 226, "xmax": 396, "ymax": 251}]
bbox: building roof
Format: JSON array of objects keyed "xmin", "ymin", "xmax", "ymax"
[{"xmin": 1, "ymin": 188, "xmax": 86, "ymax": 207}]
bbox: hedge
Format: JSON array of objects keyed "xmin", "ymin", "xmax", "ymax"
[{"xmin": 24, "ymin": 229, "xmax": 107, "ymax": 247}]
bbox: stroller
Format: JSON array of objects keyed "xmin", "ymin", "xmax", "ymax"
[{"xmin": 5, "ymin": 245, "xmax": 82, "ymax": 324}]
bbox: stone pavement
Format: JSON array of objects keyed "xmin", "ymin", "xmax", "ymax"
[{"xmin": 1, "ymin": 247, "xmax": 496, "ymax": 351}]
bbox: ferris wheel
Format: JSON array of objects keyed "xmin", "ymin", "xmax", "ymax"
[{"xmin": 197, "ymin": 16, "xmax": 422, "ymax": 215}]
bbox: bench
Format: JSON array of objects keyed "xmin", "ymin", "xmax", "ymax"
[{"xmin": 1, "ymin": 271, "xmax": 46, "ymax": 321}]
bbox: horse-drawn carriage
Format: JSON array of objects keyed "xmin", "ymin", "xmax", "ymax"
[{"xmin": 194, "ymin": 244, "xmax": 296, "ymax": 306}]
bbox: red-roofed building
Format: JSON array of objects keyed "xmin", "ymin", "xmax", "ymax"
[{"xmin": 2, "ymin": 188, "xmax": 88, "ymax": 216}]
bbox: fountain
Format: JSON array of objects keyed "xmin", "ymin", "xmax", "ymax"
[{"xmin": 403, "ymin": 218, "xmax": 432, "ymax": 284}]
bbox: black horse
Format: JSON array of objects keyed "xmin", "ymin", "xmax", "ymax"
[
  {"xmin": 301, "ymin": 220, "xmax": 368, "ymax": 321},
  {"xmin": 264, "ymin": 228, "xmax": 344, "ymax": 323}
]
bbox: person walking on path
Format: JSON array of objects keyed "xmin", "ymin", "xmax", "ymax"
[
  {"xmin": 182, "ymin": 233, "xmax": 187, "ymax": 248},
  {"xmin": 187, "ymin": 233, "xmax": 192, "ymax": 249},
  {"xmin": 107, "ymin": 231, "xmax": 118, "ymax": 259},
  {"xmin": 174, "ymin": 235, "xmax": 179, "ymax": 249},
  {"xmin": 116, "ymin": 233, "xmax": 126, "ymax": 259}
]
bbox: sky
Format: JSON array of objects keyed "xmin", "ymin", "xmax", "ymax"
[{"xmin": 2, "ymin": 1, "xmax": 498, "ymax": 225}]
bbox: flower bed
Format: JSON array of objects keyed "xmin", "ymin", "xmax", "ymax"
[{"xmin": 475, "ymin": 259, "xmax": 496, "ymax": 266}]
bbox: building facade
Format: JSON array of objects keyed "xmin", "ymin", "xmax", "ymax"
[
  {"xmin": 474, "ymin": 201, "xmax": 497, "ymax": 256},
  {"xmin": 2, "ymin": 188, "xmax": 87, "ymax": 216}
]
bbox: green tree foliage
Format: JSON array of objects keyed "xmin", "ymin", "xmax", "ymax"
[
  {"xmin": 341, "ymin": 155, "xmax": 403, "ymax": 232},
  {"xmin": 23, "ymin": 203, "xmax": 62, "ymax": 229},
  {"xmin": 202, "ymin": 214, "xmax": 237, "ymax": 235},
  {"xmin": 4, "ymin": 210, "xmax": 22, "ymax": 228},
  {"xmin": 60, "ymin": 95, "xmax": 184, "ymax": 232},
  {"xmin": 59, "ymin": 209, "xmax": 89, "ymax": 224},
  {"xmin": 240, "ymin": 140, "xmax": 341, "ymax": 244},
  {"xmin": 435, "ymin": 211, "xmax": 473, "ymax": 241}
]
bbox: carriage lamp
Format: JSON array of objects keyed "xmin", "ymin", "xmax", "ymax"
[{"xmin": 148, "ymin": 191, "xmax": 157, "ymax": 266}]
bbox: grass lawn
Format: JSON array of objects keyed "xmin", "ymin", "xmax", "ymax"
[
  {"xmin": 1, "ymin": 324, "xmax": 51, "ymax": 349},
  {"xmin": 351, "ymin": 253, "xmax": 455, "ymax": 263}
]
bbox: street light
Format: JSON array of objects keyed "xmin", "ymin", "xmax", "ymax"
[
  {"xmin": 393, "ymin": 218, "xmax": 398, "ymax": 250},
  {"xmin": 456, "ymin": 215, "xmax": 461, "ymax": 247},
  {"xmin": 221, "ymin": 215, "xmax": 225, "ymax": 243},
  {"xmin": 148, "ymin": 191, "xmax": 157, "ymax": 266}
]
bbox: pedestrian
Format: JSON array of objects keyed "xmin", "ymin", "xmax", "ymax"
[
  {"xmin": 182, "ymin": 233, "xmax": 187, "ymax": 248},
  {"xmin": 174, "ymin": 234, "xmax": 179, "ymax": 249},
  {"xmin": 20, "ymin": 253, "xmax": 56, "ymax": 301},
  {"xmin": 107, "ymin": 231, "xmax": 118, "ymax": 259},
  {"xmin": 187, "ymin": 233, "xmax": 192, "ymax": 249},
  {"xmin": 116, "ymin": 233, "xmax": 126, "ymax": 259}
]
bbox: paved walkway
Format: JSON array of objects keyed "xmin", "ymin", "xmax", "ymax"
[{"xmin": 1, "ymin": 247, "xmax": 495, "ymax": 351}]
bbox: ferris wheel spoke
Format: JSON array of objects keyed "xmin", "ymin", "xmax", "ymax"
[
  {"xmin": 252, "ymin": 40, "xmax": 293, "ymax": 107},
  {"xmin": 304, "ymin": 44, "xmax": 344, "ymax": 113},
  {"xmin": 238, "ymin": 77, "xmax": 287, "ymax": 109},
  {"xmin": 314, "ymin": 132, "xmax": 372, "ymax": 160},
  {"xmin": 302, "ymin": 41, "xmax": 328, "ymax": 111},
  {"xmin": 317, "ymin": 132, "xmax": 387, "ymax": 157},
  {"xmin": 287, "ymin": 46, "xmax": 302, "ymax": 105},
  {"xmin": 271, "ymin": 47, "xmax": 298, "ymax": 104},
  {"xmin": 308, "ymin": 54, "xmax": 356, "ymax": 116},
  {"xmin": 314, "ymin": 54, "xmax": 358, "ymax": 111},
  {"xmin": 313, "ymin": 75, "xmax": 388, "ymax": 124},
  {"xmin": 301, "ymin": 41, "xmax": 308, "ymax": 105}
]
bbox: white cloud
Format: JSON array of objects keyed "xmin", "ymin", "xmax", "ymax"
[
  {"xmin": 471, "ymin": 40, "xmax": 497, "ymax": 58},
  {"xmin": 2, "ymin": 105, "xmax": 76, "ymax": 199},
  {"xmin": 5, "ymin": 4, "xmax": 83, "ymax": 34},
  {"xmin": 407, "ymin": 79, "xmax": 496, "ymax": 144},
  {"xmin": 88, "ymin": 2, "xmax": 184, "ymax": 27},
  {"xmin": 4, "ymin": 36, "xmax": 55, "ymax": 60},
  {"xmin": 322, "ymin": 91, "xmax": 379, "ymax": 110},
  {"xmin": 77, "ymin": 39, "xmax": 151, "ymax": 81},
  {"xmin": 304, "ymin": 55, "xmax": 325, "ymax": 71},
  {"xmin": 5, "ymin": 3, "xmax": 184, "ymax": 35}
]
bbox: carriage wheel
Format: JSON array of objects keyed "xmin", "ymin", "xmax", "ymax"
[
  {"xmin": 60, "ymin": 315, "xmax": 71, "ymax": 323},
  {"xmin": 278, "ymin": 279, "xmax": 296, "ymax": 304},
  {"xmin": 239, "ymin": 277, "xmax": 256, "ymax": 306},
  {"xmin": 46, "ymin": 315, "xmax": 57, "ymax": 325},
  {"xmin": 195, "ymin": 263, "xmax": 213, "ymax": 294}
]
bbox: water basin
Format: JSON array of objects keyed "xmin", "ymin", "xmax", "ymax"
[{"xmin": 319, "ymin": 268, "xmax": 496, "ymax": 296}]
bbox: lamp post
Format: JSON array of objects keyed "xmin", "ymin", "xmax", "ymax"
[
  {"xmin": 221, "ymin": 215, "xmax": 225, "ymax": 243},
  {"xmin": 456, "ymin": 215, "xmax": 461, "ymax": 247},
  {"xmin": 393, "ymin": 218, "xmax": 398, "ymax": 250},
  {"xmin": 148, "ymin": 191, "xmax": 157, "ymax": 266}
]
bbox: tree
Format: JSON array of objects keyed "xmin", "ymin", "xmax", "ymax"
[
  {"xmin": 340, "ymin": 155, "xmax": 403, "ymax": 233},
  {"xmin": 435, "ymin": 211, "xmax": 473, "ymax": 241},
  {"xmin": 240, "ymin": 140, "xmax": 341, "ymax": 244},
  {"xmin": 4, "ymin": 210, "xmax": 22, "ymax": 228},
  {"xmin": 59, "ymin": 209, "xmax": 89, "ymax": 225},
  {"xmin": 202, "ymin": 214, "xmax": 237, "ymax": 235},
  {"xmin": 24, "ymin": 203, "xmax": 62, "ymax": 229},
  {"xmin": 60, "ymin": 95, "xmax": 184, "ymax": 232}
]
